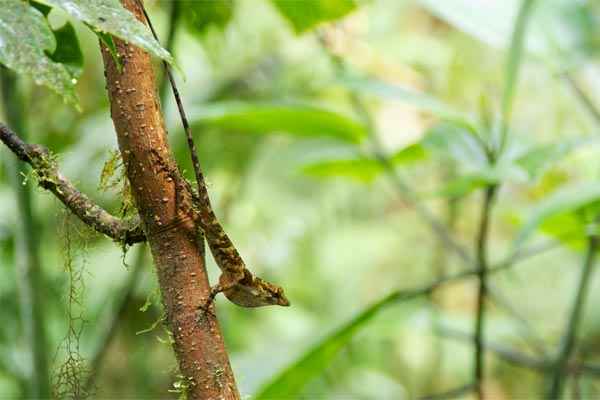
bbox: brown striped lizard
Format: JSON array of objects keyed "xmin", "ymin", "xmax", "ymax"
[{"xmin": 137, "ymin": 0, "xmax": 290, "ymax": 309}]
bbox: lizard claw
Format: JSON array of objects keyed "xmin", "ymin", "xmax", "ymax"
[{"xmin": 196, "ymin": 279, "xmax": 238, "ymax": 313}]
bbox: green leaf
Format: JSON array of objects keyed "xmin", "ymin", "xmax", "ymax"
[
  {"xmin": 421, "ymin": 124, "xmax": 487, "ymax": 167},
  {"xmin": 256, "ymin": 270, "xmax": 473, "ymax": 398},
  {"xmin": 338, "ymin": 78, "xmax": 476, "ymax": 131},
  {"xmin": 514, "ymin": 141, "xmax": 575, "ymax": 183},
  {"xmin": 418, "ymin": 0, "xmax": 520, "ymax": 50},
  {"xmin": 90, "ymin": 29, "xmax": 120, "ymax": 71},
  {"xmin": 271, "ymin": 0, "xmax": 356, "ymax": 34},
  {"xmin": 436, "ymin": 166, "xmax": 524, "ymax": 199},
  {"xmin": 0, "ymin": 1, "xmax": 79, "ymax": 106},
  {"xmin": 301, "ymin": 144, "xmax": 427, "ymax": 181},
  {"xmin": 502, "ymin": 0, "xmax": 536, "ymax": 126},
  {"xmin": 419, "ymin": 0, "xmax": 595, "ymax": 68},
  {"xmin": 302, "ymin": 158, "xmax": 382, "ymax": 182},
  {"xmin": 256, "ymin": 290, "xmax": 405, "ymax": 398},
  {"xmin": 41, "ymin": 0, "xmax": 181, "ymax": 75},
  {"xmin": 48, "ymin": 21, "xmax": 84, "ymax": 78},
  {"xmin": 514, "ymin": 182, "xmax": 600, "ymax": 249},
  {"xmin": 390, "ymin": 143, "xmax": 428, "ymax": 164},
  {"xmin": 188, "ymin": 102, "xmax": 367, "ymax": 143},
  {"xmin": 180, "ymin": 0, "xmax": 235, "ymax": 37}
]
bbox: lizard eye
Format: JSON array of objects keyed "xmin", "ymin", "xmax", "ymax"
[{"xmin": 272, "ymin": 288, "xmax": 291, "ymax": 307}]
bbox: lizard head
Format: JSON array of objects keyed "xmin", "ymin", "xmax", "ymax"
[{"xmin": 223, "ymin": 271, "xmax": 291, "ymax": 308}]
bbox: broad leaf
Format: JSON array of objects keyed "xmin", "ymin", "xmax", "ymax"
[
  {"xmin": 48, "ymin": 21, "xmax": 84, "ymax": 78},
  {"xmin": 187, "ymin": 102, "xmax": 367, "ymax": 143},
  {"xmin": 271, "ymin": 0, "xmax": 356, "ymax": 34},
  {"xmin": 180, "ymin": 0, "xmax": 235, "ymax": 38},
  {"xmin": 514, "ymin": 182, "xmax": 600, "ymax": 249},
  {"xmin": 338, "ymin": 78, "xmax": 476, "ymax": 131},
  {"xmin": 0, "ymin": 1, "xmax": 78, "ymax": 105},
  {"xmin": 42, "ymin": 0, "xmax": 181, "ymax": 74}
]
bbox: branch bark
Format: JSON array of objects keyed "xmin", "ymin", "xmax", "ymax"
[
  {"xmin": 0, "ymin": 123, "xmax": 145, "ymax": 245},
  {"xmin": 99, "ymin": 0, "xmax": 239, "ymax": 398}
]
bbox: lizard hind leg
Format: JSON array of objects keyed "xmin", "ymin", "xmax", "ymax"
[{"xmin": 197, "ymin": 272, "xmax": 244, "ymax": 312}]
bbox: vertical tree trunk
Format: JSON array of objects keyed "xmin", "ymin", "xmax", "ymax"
[{"xmin": 100, "ymin": 1, "xmax": 239, "ymax": 398}]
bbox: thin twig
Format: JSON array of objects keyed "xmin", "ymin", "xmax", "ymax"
[
  {"xmin": 136, "ymin": 1, "xmax": 203, "ymax": 190},
  {"xmin": 437, "ymin": 326, "xmax": 600, "ymax": 376},
  {"xmin": 316, "ymin": 31, "xmax": 473, "ymax": 265},
  {"xmin": 486, "ymin": 283, "xmax": 549, "ymax": 358},
  {"xmin": 547, "ymin": 235, "xmax": 599, "ymax": 398},
  {"xmin": 561, "ymin": 72, "xmax": 600, "ymax": 127},
  {"xmin": 158, "ymin": 0, "xmax": 180, "ymax": 102},
  {"xmin": 418, "ymin": 383, "xmax": 477, "ymax": 400}
]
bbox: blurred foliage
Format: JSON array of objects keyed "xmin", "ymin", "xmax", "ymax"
[{"xmin": 2, "ymin": 0, "xmax": 600, "ymax": 399}]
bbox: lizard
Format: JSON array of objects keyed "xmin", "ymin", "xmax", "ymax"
[
  {"xmin": 136, "ymin": 0, "xmax": 290, "ymax": 309},
  {"xmin": 183, "ymin": 170, "xmax": 290, "ymax": 308}
]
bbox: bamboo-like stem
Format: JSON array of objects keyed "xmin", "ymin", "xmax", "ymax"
[
  {"xmin": 473, "ymin": 185, "xmax": 497, "ymax": 399},
  {"xmin": 547, "ymin": 235, "xmax": 599, "ymax": 398},
  {"xmin": 0, "ymin": 66, "xmax": 50, "ymax": 399}
]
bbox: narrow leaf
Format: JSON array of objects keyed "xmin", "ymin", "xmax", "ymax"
[
  {"xmin": 421, "ymin": 124, "xmax": 487, "ymax": 167},
  {"xmin": 514, "ymin": 182, "xmax": 600, "ymax": 249},
  {"xmin": 302, "ymin": 144, "xmax": 426, "ymax": 181},
  {"xmin": 436, "ymin": 166, "xmax": 525, "ymax": 199},
  {"xmin": 256, "ymin": 271, "xmax": 471, "ymax": 398},
  {"xmin": 502, "ymin": 0, "xmax": 537, "ymax": 126},
  {"xmin": 514, "ymin": 141, "xmax": 575, "ymax": 183},
  {"xmin": 390, "ymin": 143, "xmax": 428, "ymax": 164},
  {"xmin": 188, "ymin": 102, "xmax": 367, "ymax": 143},
  {"xmin": 418, "ymin": 0, "xmax": 517, "ymax": 49},
  {"xmin": 338, "ymin": 78, "xmax": 476, "ymax": 131},
  {"xmin": 256, "ymin": 291, "xmax": 400, "ymax": 398},
  {"xmin": 301, "ymin": 158, "xmax": 382, "ymax": 181}
]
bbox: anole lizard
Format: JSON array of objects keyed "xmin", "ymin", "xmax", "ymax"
[{"xmin": 137, "ymin": 0, "xmax": 290, "ymax": 309}]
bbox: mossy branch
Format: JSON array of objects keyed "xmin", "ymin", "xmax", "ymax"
[{"xmin": 0, "ymin": 122, "xmax": 146, "ymax": 245}]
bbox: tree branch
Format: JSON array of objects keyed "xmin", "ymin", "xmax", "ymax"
[{"xmin": 0, "ymin": 122, "xmax": 146, "ymax": 245}]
